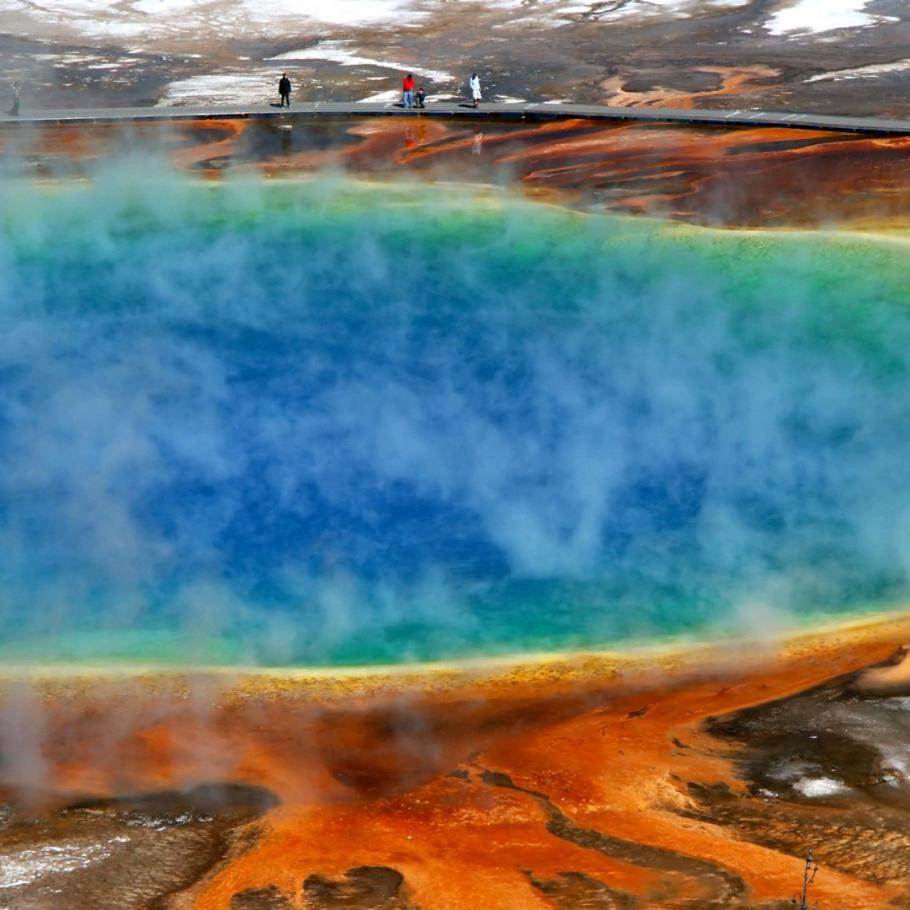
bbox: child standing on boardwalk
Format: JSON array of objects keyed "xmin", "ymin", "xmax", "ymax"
[{"xmin": 402, "ymin": 73, "xmax": 415, "ymax": 109}]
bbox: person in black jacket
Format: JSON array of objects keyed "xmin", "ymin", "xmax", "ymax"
[{"xmin": 278, "ymin": 73, "xmax": 291, "ymax": 108}]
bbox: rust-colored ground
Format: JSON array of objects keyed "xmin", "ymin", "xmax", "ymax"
[
  {"xmin": 3, "ymin": 614, "xmax": 908, "ymax": 909},
  {"xmin": 7, "ymin": 116, "xmax": 910, "ymax": 231}
]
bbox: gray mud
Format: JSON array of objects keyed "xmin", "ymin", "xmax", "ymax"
[
  {"xmin": 689, "ymin": 655, "xmax": 910, "ymax": 890},
  {"xmin": 0, "ymin": 783, "xmax": 277, "ymax": 910}
]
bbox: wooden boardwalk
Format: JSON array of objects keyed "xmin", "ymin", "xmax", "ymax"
[{"xmin": 1, "ymin": 100, "xmax": 910, "ymax": 135}]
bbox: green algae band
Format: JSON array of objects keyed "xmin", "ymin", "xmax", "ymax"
[{"xmin": 0, "ymin": 177, "xmax": 909, "ymax": 667}]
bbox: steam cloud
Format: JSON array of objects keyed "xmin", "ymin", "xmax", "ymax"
[{"xmin": 0, "ymin": 168, "xmax": 908, "ymax": 666}]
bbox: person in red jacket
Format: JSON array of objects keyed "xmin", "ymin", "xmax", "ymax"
[{"xmin": 402, "ymin": 73, "xmax": 415, "ymax": 109}]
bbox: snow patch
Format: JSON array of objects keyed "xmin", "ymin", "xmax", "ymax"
[
  {"xmin": 0, "ymin": 837, "xmax": 129, "ymax": 889},
  {"xmin": 133, "ymin": 0, "xmax": 201, "ymax": 12},
  {"xmin": 156, "ymin": 72, "xmax": 275, "ymax": 106},
  {"xmin": 805, "ymin": 58, "xmax": 910, "ymax": 82},
  {"xmin": 244, "ymin": 0, "xmax": 418, "ymax": 27},
  {"xmin": 793, "ymin": 777, "xmax": 848, "ymax": 798},
  {"xmin": 268, "ymin": 40, "xmax": 453, "ymax": 82},
  {"xmin": 594, "ymin": 0, "xmax": 749, "ymax": 22},
  {"xmin": 357, "ymin": 89, "xmax": 401, "ymax": 103},
  {"xmin": 766, "ymin": 0, "xmax": 898, "ymax": 36}
]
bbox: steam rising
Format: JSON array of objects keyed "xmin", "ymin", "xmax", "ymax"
[{"xmin": 0, "ymin": 172, "xmax": 909, "ymax": 666}]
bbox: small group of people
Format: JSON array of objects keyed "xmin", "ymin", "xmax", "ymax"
[
  {"xmin": 401, "ymin": 73, "xmax": 426, "ymax": 109},
  {"xmin": 403, "ymin": 72, "xmax": 482, "ymax": 109},
  {"xmin": 275, "ymin": 70, "xmax": 483, "ymax": 110}
]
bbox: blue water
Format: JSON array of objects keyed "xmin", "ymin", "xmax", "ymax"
[{"xmin": 0, "ymin": 178, "xmax": 909, "ymax": 666}]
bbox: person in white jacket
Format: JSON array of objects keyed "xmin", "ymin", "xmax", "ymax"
[{"xmin": 469, "ymin": 72, "xmax": 482, "ymax": 109}]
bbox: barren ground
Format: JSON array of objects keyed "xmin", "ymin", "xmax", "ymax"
[{"xmin": 1, "ymin": 0, "xmax": 910, "ymax": 116}]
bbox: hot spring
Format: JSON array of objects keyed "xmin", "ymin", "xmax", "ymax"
[{"xmin": 1, "ymin": 174, "xmax": 909, "ymax": 668}]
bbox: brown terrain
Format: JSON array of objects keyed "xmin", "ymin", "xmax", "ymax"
[
  {"xmin": 1, "ymin": 0, "xmax": 910, "ymax": 118},
  {"xmin": 2, "ymin": 615, "xmax": 910, "ymax": 908},
  {"xmin": 5, "ymin": 115, "xmax": 910, "ymax": 231}
]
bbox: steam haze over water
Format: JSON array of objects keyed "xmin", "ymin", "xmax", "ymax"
[{"xmin": 1, "ymin": 174, "xmax": 910, "ymax": 667}]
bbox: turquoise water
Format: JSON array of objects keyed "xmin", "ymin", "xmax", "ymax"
[{"xmin": 1, "ymin": 176, "xmax": 909, "ymax": 666}]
